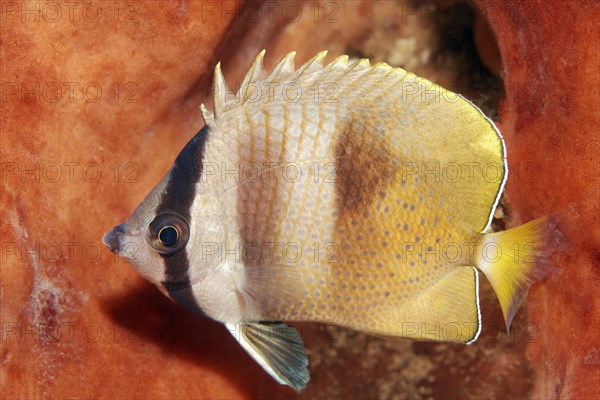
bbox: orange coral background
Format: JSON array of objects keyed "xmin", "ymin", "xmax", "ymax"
[
  {"xmin": 1, "ymin": 1, "xmax": 598, "ymax": 399},
  {"xmin": 478, "ymin": 1, "xmax": 600, "ymax": 398}
]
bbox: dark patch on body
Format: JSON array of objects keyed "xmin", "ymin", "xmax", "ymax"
[
  {"xmin": 334, "ymin": 118, "xmax": 397, "ymax": 219},
  {"xmin": 158, "ymin": 126, "xmax": 209, "ymax": 313}
]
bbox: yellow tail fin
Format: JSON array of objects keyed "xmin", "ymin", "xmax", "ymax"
[{"xmin": 476, "ymin": 216, "xmax": 562, "ymax": 330}]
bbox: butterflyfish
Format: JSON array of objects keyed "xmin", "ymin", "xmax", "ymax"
[{"xmin": 103, "ymin": 50, "xmax": 556, "ymax": 391}]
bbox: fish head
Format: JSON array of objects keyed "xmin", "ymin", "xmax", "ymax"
[
  {"xmin": 102, "ymin": 177, "xmax": 187, "ymax": 288},
  {"xmin": 102, "ymin": 127, "xmax": 221, "ymax": 309}
]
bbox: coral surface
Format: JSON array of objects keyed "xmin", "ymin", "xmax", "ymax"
[{"xmin": 1, "ymin": 1, "xmax": 598, "ymax": 399}]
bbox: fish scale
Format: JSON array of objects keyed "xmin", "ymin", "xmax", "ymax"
[{"xmin": 104, "ymin": 50, "xmax": 557, "ymax": 391}]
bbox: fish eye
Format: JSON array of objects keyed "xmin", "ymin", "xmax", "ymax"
[
  {"xmin": 146, "ymin": 212, "xmax": 190, "ymax": 255},
  {"xmin": 158, "ymin": 226, "xmax": 178, "ymax": 247}
]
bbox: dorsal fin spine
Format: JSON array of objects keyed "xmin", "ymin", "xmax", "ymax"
[
  {"xmin": 213, "ymin": 62, "xmax": 233, "ymax": 118},
  {"xmin": 328, "ymin": 55, "xmax": 349, "ymax": 70},
  {"xmin": 238, "ymin": 49, "xmax": 267, "ymax": 103},
  {"xmin": 268, "ymin": 51, "xmax": 296, "ymax": 82},
  {"xmin": 200, "ymin": 103, "xmax": 215, "ymax": 125},
  {"xmin": 293, "ymin": 51, "xmax": 328, "ymax": 78}
]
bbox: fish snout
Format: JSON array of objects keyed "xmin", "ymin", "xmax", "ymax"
[{"xmin": 102, "ymin": 224, "xmax": 126, "ymax": 254}]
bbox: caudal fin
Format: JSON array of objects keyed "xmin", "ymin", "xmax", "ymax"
[{"xmin": 476, "ymin": 216, "xmax": 563, "ymax": 331}]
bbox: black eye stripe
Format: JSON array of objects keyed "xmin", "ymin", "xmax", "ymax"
[
  {"xmin": 158, "ymin": 127, "xmax": 208, "ymax": 216},
  {"xmin": 155, "ymin": 126, "xmax": 208, "ymax": 310}
]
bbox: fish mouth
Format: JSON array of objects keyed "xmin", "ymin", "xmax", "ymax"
[{"xmin": 102, "ymin": 224, "xmax": 126, "ymax": 254}]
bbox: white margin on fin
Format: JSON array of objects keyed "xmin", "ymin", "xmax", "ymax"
[
  {"xmin": 225, "ymin": 322, "xmax": 289, "ymax": 387},
  {"xmin": 466, "ymin": 267, "xmax": 482, "ymax": 345},
  {"xmin": 459, "ymin": 95, "xmax": 508, "ymax": 234}
]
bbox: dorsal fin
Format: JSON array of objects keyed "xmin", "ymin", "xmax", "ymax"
[
  {"xmin": 209, "ymin": 50, "xmax": 387, "ymax": 121},
  {"xmin": 209, "ymin": 50, "xmax": 340, "ymax": 120}
]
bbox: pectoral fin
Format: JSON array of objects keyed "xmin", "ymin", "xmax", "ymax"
[{"xmin": 226, "ymin": 321, "xmax": 310, "ymax": 391}]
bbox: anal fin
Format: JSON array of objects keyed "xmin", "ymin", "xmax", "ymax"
[
  {"xmin": 226, "ymin": 321, "xmax": 310, "ymax": 391},
  {"xmin": 382, "ymin": 267, "xmax": 481, "ymax": 344}
]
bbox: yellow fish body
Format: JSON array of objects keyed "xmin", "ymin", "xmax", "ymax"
[{"xmin": 103, "ymin": 51, "xmax": 552, "ymax": 391}]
